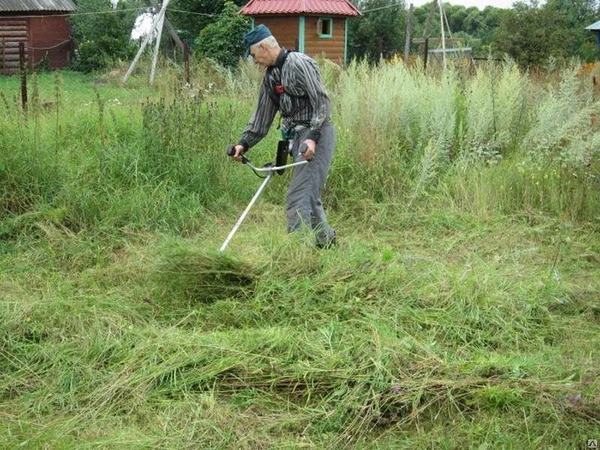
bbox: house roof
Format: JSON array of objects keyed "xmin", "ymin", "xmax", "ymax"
[
  {"xmin": 241, "ymin": 0, "xmax": 361, "ymax": 17},
  {"xmin": 586, "ymin": 20, "xmax": 600, "ymax": 30},
  {"xmin": 0, "ymin": 0, "xmax": 76, "ymax": 12}
]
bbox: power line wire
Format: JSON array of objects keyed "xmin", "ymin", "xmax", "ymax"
[
  {"xmin": 6, "ymin": 8, "xmax": 141, "ymax": 19},
  {"xmin": 3, "ymin": 7, "xmax": 213, "ymax": 19},
  {"xmin": 361, "ymin": 3, "xmax": 404, "ymax": 14},
  {"xmin": 165, "ymin": 8, "xmax": 214, "ymax": 16}
]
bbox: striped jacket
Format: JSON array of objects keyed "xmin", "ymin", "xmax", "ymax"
[{"xmin": 239, "ymin": 49, "xmax": 332, "ymax": 150}]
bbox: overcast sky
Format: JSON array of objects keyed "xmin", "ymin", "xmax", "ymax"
[{"xmin": 408, "ymin": 0, "xmax": 544, "ymax": 9}]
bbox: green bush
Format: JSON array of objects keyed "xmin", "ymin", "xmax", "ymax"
[
  {"xmin": 71, "ymin": 40, "xmax": 109, "ymax": 72},
  {"xmin": 194, "ymin": 1, "xmax": 250, "ymax": 68},
  {"xmin": 69, "ymin": 0, "xmax": 140, "ymax": 73}
]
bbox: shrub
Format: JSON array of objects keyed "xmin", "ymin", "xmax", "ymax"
[
  {"xmin": 70, "ymin": 0, "xmax": 140, "ymax": 72},
  {"xmin": 71, "ymin": 40, "xmax": 109, "ymax": 72},
  {"xmin": 194, "ymin": 1, "xmax": 250, "ymax": 68}
]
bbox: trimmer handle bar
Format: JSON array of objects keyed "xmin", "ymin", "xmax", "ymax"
[{"xmin": 226, "ymin": 145, "xmax": 309, "ymax": 176}]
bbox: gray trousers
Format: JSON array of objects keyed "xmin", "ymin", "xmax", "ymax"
[{"xmin": 286, "ymin": 122, "xmax": 336, "ymax": 245}]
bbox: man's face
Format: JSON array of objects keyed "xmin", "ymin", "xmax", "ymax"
[{"xmin": 250, "ymin": 43, "xmax": 270, "ymax": 67}]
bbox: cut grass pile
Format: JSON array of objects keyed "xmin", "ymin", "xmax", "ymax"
[{"xmin": 1, "ymin": 207, "xmax": 598, "ymax": 448}]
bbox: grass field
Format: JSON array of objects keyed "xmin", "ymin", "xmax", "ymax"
[{"xmin": 1, "ymin": 60, "xmax": 599, "ymax": 449}]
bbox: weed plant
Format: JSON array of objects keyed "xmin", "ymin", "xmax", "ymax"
[{"xmin": 0, "ymin": 59, "xmax": 598, "ymax": 448}]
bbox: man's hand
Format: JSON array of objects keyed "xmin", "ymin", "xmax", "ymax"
[
  {"xmin": 230, "ymin": 144, "xmax": 245, "ymax": 162},
  {"xmin": 301, "ymin": 139, "xmax": 316, "ymax": 160}
]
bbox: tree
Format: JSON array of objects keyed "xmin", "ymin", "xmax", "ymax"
[
  {"xmin": 70, "ymin": 0, "xmax": 144, "ymax": 72},
  {"xmin": 492, "ymin": 3, "xmax": 574, "ymax": 68},
  {"xmin": 169, "ymin": 0, "xmax": 247, "ymax": 38},
  {"xmin": 194, "ymin": 1, "xmax": 250, "ymax": 67},
  {"xmin": 544, "ymin": 0, "xmax": 600, "ymax": 62},
  {"xmin": 445, "ymin": 5, "xmax": 468, "ymax": 35},
  {"xmin": 348, "ymin": 0, "xmax": 406, "ymax": 62},
  {"xmin": 407, "ymin": 2, "xmax": 504, "ymax": 58},
  {"xmin": 545, "ymin": 0, "xmax": 599, "ymax": 24}
]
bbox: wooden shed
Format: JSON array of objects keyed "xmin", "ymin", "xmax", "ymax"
[
  {"xmin": 586, "ymin": 20, "xmax": 600, "ymax": 46},
  {"xmin": 240, "ymin": 0, "xmax": 361, "ymax": 64},
  {"xmin": 0, "ymin": 0, "xmax": 76, "ymax": 74}
]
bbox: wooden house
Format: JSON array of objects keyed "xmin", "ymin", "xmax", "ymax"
[
  {"xmin": 0, "ymin": 0, "xmax": 76, "ymax": 74},
  {"xmin": 586, "ymin": 20, "xmax": 600, "ymax": 47},
  {"xmin": 240, "ymin": 0, "xmax": 361, "ymax": 64}
]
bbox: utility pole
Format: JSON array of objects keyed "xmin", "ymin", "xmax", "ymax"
[
  {"xmin": 422, "ymin": 0, "xmax": 438, "ymax": 42},
  {"xmin": 150, "ymin": 0, "xmax": 168, "ymax": 84},
  {"xmin": 19, "ymin": 42, "xmax": 27, "ymax": 111},
  {"xmin": 183, "ymin": 40, "xmax": 190, "ymax": 85},
  {"xmin": 421, "ymin": 0, "xmax": 437, "ymax": 72},
  {"xmin": 150, "ymin": 0, "xmax": 183, "ymax": 52},
  {"xmin": 439, "ymin": 0, "xmax": 446, "ymax": 70},
  {"xmin": 123, "ymin": 0, "xmax": 170, "ymax": 83},
  {"xmin": 404, "ymin": 3, "xmax": 413, "ymax": 64}
]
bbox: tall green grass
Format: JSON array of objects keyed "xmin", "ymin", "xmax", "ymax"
[
  {"xmin": 0, "ymin": 59, "xmax": 599, "ymax": 448},
  {"xmin": 331, "ymin": 59, "xmax": 599, "ymax": 220},
  {"xmin": 1, "ymin": 59, "xmax": 598, "ymax": 231}
]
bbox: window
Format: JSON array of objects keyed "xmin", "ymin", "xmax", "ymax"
[{"xmin": 318, "ymin": 18, "xmax": 333, "ymax": 38}]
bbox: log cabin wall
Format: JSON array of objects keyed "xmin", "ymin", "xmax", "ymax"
[
  {"xmin": 1, "ymin": 12, "xmax": 72, "ymax": 74},
  {"xmin": 303, "ymin": 16, "xmax": 345, "ymax": 63},
  {"xmin": 0, "ymin": 15, "xmax": 27, "ymax": 74},
  {"xmin": 254, "ymin": 16, "xmax": 301, "ymax": 52}
]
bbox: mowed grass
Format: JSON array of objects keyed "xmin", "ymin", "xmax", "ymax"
[
  {"xmin": 1, "ymin": 204, "xmax": 598, "ymax": 449},
  {"xmin": 1, "ymin": 62, "xmax": 599, "ymax": 448}
]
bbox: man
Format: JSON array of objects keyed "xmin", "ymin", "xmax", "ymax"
[{"xmin": 229, "ymin": 24, "xmax": 336, "ymax": 249}]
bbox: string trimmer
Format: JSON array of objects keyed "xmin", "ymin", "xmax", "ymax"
[{"xmin": 219, "ymin": 143, "xmax": 309, "ymax": 252}]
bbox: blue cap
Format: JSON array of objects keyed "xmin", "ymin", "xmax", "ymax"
[{"xmin": 243, "ymin": 24, "xmax": 272, "ymax": 57}]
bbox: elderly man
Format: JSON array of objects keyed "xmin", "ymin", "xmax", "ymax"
[{"xmin": 229, "ymin": 24, "xmax": 336, "ymax": 249}]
